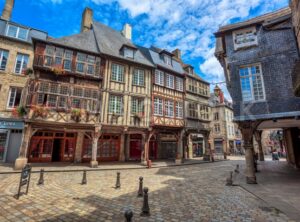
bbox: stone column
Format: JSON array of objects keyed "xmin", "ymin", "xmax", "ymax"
[
  {"xmin": 90, "ymin": 136, "xmax": 98, "ymax": 168},
  {"xmin": 239, "ymin": 121, "xmax": 257, "ymax": 184},
  {"xmin": 14, "ymin": 124, "xmax": 33, "ymax": 170},
  {"xmin": 254, "ymin": 130, "xmax": 264, "ymax": 161}
]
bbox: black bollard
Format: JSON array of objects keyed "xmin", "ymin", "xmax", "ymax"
[
  {"xmin": 234, "ymin": 164, "xmax": 239, "ymax": 173},
  {"xmin": 81, "ymin": 170, "xmax": 87, "ymax": 185},
  {"xmin": 124, "ymin": 209, "xmax": 133, "ymax": 222},
  {"xmin": 140, "ymin": 187, "xmax": 150, "ymax": 216},
  {"xmin": 137, "ymin": 176, "xmax": 143, "ymax": 197},
  {"xmin": 226, "ymin": 171, "xmax": 233, "ymax": 186},
  {"xmin": 115, "ymin": 172, "xmax": 121, "ymax": 189},
  {"xmin": 37, "ymin": 169, "xmax": 44, "ymax": 185}
]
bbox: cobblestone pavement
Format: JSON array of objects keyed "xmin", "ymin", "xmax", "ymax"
[{"xmin": 0, "ymin": 159, "xmax": 295, "ymax": 222}]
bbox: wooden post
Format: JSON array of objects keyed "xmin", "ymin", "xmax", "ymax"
[
  {"xmin": 254, "ymin": 130, "xmax": 264, "ymax": 161},
  {"xmin": 90, "ymin": 126, "xmax": 101, "ymax": 168}
]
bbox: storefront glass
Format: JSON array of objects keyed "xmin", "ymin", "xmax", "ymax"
[{"xmin": 0, "ymin": 131, "xmax": 8, "ymax": 161}]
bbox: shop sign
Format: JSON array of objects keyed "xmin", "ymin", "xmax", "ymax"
[
  {"xmin": 16, "ymin": 164, "xmax": 32, "ymax": 199},
  {"xmin": 0, "ymin": 121, "xmax": 24, "ymax": 129}
]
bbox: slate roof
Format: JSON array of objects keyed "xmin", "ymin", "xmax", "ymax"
[
  {"xmin": 45, "ymin": 21, "xmax": 154, "ymax": 67},
  {"xmin": 215, "ymin": 7, "xmax": 291, "ymax": 36},
  {"xmin": 47, "ymin": 30, "xmax": 99, "ymax": 54},
  {"xmin": 139, "ymin": 46, "xmax": 184, "ymax": 75},
  {"xmin": 92, "ymin": 22, "xmax": 153, "ymax": 67}
]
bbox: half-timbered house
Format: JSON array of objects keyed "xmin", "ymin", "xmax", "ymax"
[{"xmin": 139, "ymin": 46, "xmax": 185, "ymax": 162}]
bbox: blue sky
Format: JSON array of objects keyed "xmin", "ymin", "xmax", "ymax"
[{"xmin": 0, "ymin": 0, "xmax": 289, "ymax": 99}]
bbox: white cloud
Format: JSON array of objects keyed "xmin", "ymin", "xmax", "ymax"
[{"xmin": 90, "ymin": 0, "xmax": 288, "ymax": 99}]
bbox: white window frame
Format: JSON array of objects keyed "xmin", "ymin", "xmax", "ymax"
[
  {"xmin": 131, "ymin": 97, "xmax": 144, "ymax": 114},
  {"xmin": 175, "ymin": 77, "xmax": 183, "ymax": 91},
  {"xmin": 109, "ymin": 95, "xmax": 123, "ymax": 114},
  {"xmin": 111, "ymin": 63, "xmax": 124, "ymax": 82},
  {"xmin": 166, "ymin": 73, "xmax": 174, "ymax": 89},
  {"xmin": 14, "ymin": 53, "xmax": 29, "ymax": 74},
  {"xmin": 6, "ymin": 24, "xmax": 29, "ymax": 41},
  {"xmin": 154, "ymin": 97, "xmax": 163, "ymax": 116},
  {"xmin": 155, "ymin": 70, "xmax": 164, "ymax": 86},
  {"xmin": 164, "ymin": 55, "xmax": 172, "ymax": 66},
  {"xmin": 0, "ymin": 49, "xmax": 9, "ymax": 71},
  {"xmin": 165, "ymin": 100, "xmax": 174, "ymax": 117},
  {"xmin": 239, "ymin": 64, "xmax": 265, "ymax": 102},
  {"xmin": 175, "ymin": 102, "xmax": 183, "ymax": 118},
  {"xmin": 124, "ymin": 47, "xmax": 134, "ymax": 59},
  {"xmin": 233, "ymin": 26, "xmax": 258, "ymax": 50},
  {"xmin": 132, "ymin": 69, "xmax": 145, "ymax": 86},
  {"xmin": 7, "ymin": 87, "xmax": 22, "ymax": 109}
]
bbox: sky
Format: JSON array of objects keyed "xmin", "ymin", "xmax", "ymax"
[{"xmin": 0, "ymin": 0, "xmax": 289, "ymax": 99}]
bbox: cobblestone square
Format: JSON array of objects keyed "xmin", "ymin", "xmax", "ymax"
[{"xmin": 0, "ymin": 160, "xmax": 295, "ymax": 221}]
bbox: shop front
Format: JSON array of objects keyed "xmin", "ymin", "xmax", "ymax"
[
  {"xmin": 0, "ymin": 119, "xmax": 24, "ymax": 163},
  {"xmin": 129, "ymin": 134, "xmax": 142, "ymax": 160},
  {"xmin": 159, "ymin": 133, "xmax": 177, "ymax": 159},
  {"xmin": 82, "ymin": 133, "xmax": 120, "ymax": 162},
  {"xmin": 214, "ymin": 139, "xmax": 224, "ymax": 155},
  {"xmin": 28, "ymin": 131, "xmax": 77, "ymax": 163},
  {"xmin": 190, "ymin": 134, "xmax": 205, "ymax": 157}
]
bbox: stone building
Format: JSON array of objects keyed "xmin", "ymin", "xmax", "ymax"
[
  {"xmin": 0, "ymin": 0, "xmax": 47, "ymax": 164},
  {"xmin": 290, "ymin": 0, "xmax": 300, "ymax": 96},
  {"xmin": 15, "ymin": 7, "xmax": 154, "ymax": 169},
  {"xmin": 174, "ymin": 51, "xmax": 211, "ymax": 159},
  {"xmin": 215, "ymin": 7, "xmax": 300, "ymax": 183},
  {"xmin": 209, "ymin": 86, "xmax": 242, "ymax": 156}
]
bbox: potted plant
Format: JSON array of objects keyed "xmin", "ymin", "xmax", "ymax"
[
  {"xmin": 12, "ymin": 106, "xmax": 27, "ymax": 118},
  {"xmin": 24, "ymin": 68, "xmax": 33, "ymax": 76},
  {"xmin": 71, "ymin": 109, "xmax": 82, "ymax": 122},
  {"xmin": 34, "ymin": 105, "xmax": 49, "ymax": 118}
]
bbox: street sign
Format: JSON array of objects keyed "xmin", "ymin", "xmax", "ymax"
[{"xmin": 16, "ymin": 164, "xmax": 32, "ymax": 199}]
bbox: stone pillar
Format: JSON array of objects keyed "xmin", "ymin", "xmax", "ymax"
[
  {"xmin": 14, "ymin": 124, "xmax": 32, "ymax": 170},
  {"xmin": 239, "ymin": 122, "xmax": 257, "ymax": 184},
  {"xmin": 74, "ymin": 132, "xmax": 84, "ymax": 163},
  {"xmin": 254, "ymin": 130, "xmax": 264, "ymax": 161},
  {"xmin": 90, "ymin": 136, "xmax": 98, "ymax": 168}
]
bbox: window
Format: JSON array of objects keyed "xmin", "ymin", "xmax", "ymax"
[
  {"xmin": 111, "ymin": 63, "xmax": 124, "ymax": 82},
  {"xmin": 214, "ymin": 124, "xmax": 220, "ymax": 133},
  {"xmin": 15, "ymin": 53, "xmax": 29, "ymax": 74},
  {"xmin": 165, "ymin": 100, "xmax": 174, "ymax": 117},
  {"xmin": 239, "ymin": 64, "xmax": 265, "ymax": 102},
  {"xmin": 188, "ymin": 79, "xmax": 197, "ymax": 94},
  {"xmin": 76, "ymin": 53, "xmax": 86, "ymax": 73},
  {"xmin": 154, "ymin": 97, "xmax": 163, "ymax": 116},
  {"xmin": 63, "ymin": 50, "xmax": 73, "ymax": 70},
  {"xmin": 176, "ymin": 77, "xmax": 183, "ymax": 91},
  {"xmin": 124, "ymin": 47, "xmax": 134, "ymax": 59},
  {"xmin": 188, "ymin": 67, "xmax": 193, "ymax": 75},
  {"xmin": 164, "ymin": 55, "xmax": 172, "ymax": 66},
  {"xmin": 0, "ymin": 49, "xmax": 9, "ymax": 71},
  {"xmin": 233, "ymin": 27, "xmax": 257, "ymax": 50},
  {"xmin": 214, "ymin": 112, "xmax": 219, "ymax": 121},
  {"xmin": 175, "ymin": 102, "xmax": 183, "ymax": 118},
  {"xmin": 166, "ymin": 74, "xmax": 174, "ymax": 89},
  {"xmin": 188, "ymin": 103, "xmax": 198, "ymax": 118},
  {"xmin": 131, "ymin": 97, "xmax": 144, "ymax": 114},
  {"xmin": 47, "ymin": 95, "xmax": 57, "ymax": 107},
  {"xmin": 6, "ymin": 24, "xmax": 28, "ymax": 40},
  {"xmin": 86, "ymin": 55, "xmax": 95, "ymax": 75},
  {"xmin": 109, "ymin": 95, "xmax": 123, "ymax": 114},
  {"xmin": 7, "ymin": 87, "xmax": 22, "ymax": 108},
  {"xmin": 200, "ymin": 105, "xmax": 210, "ymax": 120},
  {"xmin": 155, "ymin": 70, "xmax": 164, "ymax": 86},
  {"xmin": 133, "ymin": 69, "xmax": 144, "ymax": 86}
]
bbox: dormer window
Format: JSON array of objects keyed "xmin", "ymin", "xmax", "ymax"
[
  {"xmin": 6, "ymin": 24, "xmax": 29, "ymax": 41},
  {"xmin": 124, "ymin": 47, "xmax": 134, "ymax": 59},
  {"xmin": 164, "ymin": 55, "xmax": 172, "ymax": 66},
  {"xmin": 233, "ymin": 27, "xmax": 257, "ymax": 50},
  {"xmin": 188, "ymin": 67, "xmax": 193, "ymax": 75}
]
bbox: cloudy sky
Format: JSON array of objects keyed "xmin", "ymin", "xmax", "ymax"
[{"xmin": 1, "ymin": 0, "xmax": 288, "ymax": 99}]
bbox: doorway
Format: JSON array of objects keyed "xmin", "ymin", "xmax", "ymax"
[{"xmin": 52, "ymin": 139, "xmax": 62, "ymax": 162}]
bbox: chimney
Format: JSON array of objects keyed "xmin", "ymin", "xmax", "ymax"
[
  {"xmin": 81, "ymin": 7, "xmax": 93, "ymax": 33},
  {"xmin": 172, "ymin": 49, "xmax": 181, "ymax": 60},
  {"xmin": 122, "ymin": 23, "xmax": 132, "ymax": 40},
  {"xmin": 1, "ymin": 0, "xmax": 14, "ymax": 21}
]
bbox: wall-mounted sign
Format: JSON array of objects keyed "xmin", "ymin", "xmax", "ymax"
[{"xmin": 0, "ymin": 120, "xmax": 24, "ymax": 129}]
